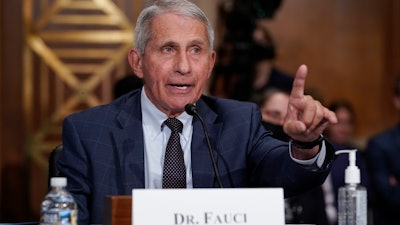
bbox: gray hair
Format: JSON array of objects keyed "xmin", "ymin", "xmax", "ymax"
[{"xmin": 134, "ymin": 0, "xmax": 214, "ymax": 55}]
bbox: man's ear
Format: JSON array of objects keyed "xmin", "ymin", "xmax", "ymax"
[
  {"xmin": 128, "ymin": 49, "xmax": 144, "ymax": 79},
  {"xmin": 207, "ymin": 50, "xmax": 217, "ymax": 79}
]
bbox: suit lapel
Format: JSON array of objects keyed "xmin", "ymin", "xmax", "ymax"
[
  {"xmin": 191, "ymin": 98, "xmax": 223, "ymax": 188},
  {"xmin": 111, "ymin": 91, "xmax": 145, "ymax": 193}
]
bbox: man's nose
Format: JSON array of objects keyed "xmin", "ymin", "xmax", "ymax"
[{"xmin": 175, "ymin": 51, "xmax": 190, "ymax": 74}]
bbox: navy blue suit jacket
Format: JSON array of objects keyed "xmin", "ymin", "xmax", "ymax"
[
  {"xmin": 57, "ymin": 89, "xmax": 333, "ymax": 224},
  {"xmin": 365, "ymin": 124, "xmax": 400, "ymax": 225}
]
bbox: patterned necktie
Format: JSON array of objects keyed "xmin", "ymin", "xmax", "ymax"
[{"xmin": 163, "ymin": 117, "xmax": 186, "ymax": 188}]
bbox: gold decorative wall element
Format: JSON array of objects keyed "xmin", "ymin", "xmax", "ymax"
[{"xmin": 23, "ymin": 0, "xmax": 137, "ymax": 169}]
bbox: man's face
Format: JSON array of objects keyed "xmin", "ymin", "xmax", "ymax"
[
  {"xmin": 327, "ymin": 108, "xmax": 354, "ymax": 145},
  {"xmin": 261, "ymin": 93, "xmax": 289, "ymax": 125},
  {"xmin": 129, "ymin": 13, "xmax": 216, "ymax": 117}
]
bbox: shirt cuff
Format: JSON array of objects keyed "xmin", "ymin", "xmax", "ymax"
[{"xmin": 289, "ymin": 140, "xmax": 326, "ymax": 169}]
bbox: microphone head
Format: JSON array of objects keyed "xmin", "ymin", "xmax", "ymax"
[{"xmin": 185, "ymin": 104, "xmax": 197, "ymax": 116}]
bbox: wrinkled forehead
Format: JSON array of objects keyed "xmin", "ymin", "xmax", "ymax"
[{"xmin": 149, "ymin": 12, "xmax": 210, "ymax": 43}]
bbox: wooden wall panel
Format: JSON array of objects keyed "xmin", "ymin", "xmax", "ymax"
[
  {"xmin": 391, "ymin": 0, "xmax": 400, "ymax": 92},
  {"xmin": 0, "ymin": 0, "xmax": 29, "ymax": 221},
  {"xmin": 1, "ymin": 0, "xmax": 142, "ymax": 221}
]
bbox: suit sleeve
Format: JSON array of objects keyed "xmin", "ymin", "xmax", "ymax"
[
  {"xmin": 247, "ymin": 104, "xmax": 332, "ymax": 197},
  {"xmin": 57, "ymin": 116, "xmax": 91, "ymax": 225}
]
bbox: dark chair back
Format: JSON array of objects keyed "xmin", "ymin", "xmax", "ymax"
[{"xmin": 48, "ymin": 144, "xmax": 63, "ymax": 187}]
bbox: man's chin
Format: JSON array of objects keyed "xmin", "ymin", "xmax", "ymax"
[{"xmin": 162, "ymin": 104, "xmax": 187, "ymax": 117}]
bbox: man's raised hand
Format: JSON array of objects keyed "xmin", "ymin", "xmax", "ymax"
[{"xmin": 283, "ymin": 64, "xmax": 337, "ymax": 143}]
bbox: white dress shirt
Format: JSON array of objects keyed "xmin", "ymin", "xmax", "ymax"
[{"xmin": 141, "ymin": 88, "xmax": 194, "ymax": 188}]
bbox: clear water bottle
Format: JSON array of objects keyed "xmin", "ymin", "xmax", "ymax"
[{"xmin": 40, "ymin": 177, "xmax": 78, "ymax": 225}]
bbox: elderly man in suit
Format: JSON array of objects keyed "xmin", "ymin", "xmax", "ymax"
[{"xmin": 57, "ymin": 0, "xmax": 337, "ymax": 224}]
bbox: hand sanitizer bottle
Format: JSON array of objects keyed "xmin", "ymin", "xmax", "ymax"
[{"xmin": 337, "ymin": 149, "xmax": 367, "ymax": 225}]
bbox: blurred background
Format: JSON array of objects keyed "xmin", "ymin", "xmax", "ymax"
[{"xmin": 1, "ymin": 0, "xmax": 399, "ymax": 222}]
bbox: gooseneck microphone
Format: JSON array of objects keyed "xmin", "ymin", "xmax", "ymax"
[{"xmin": 185, "ymin": 104, "xmax": 224, "ymax": 188}]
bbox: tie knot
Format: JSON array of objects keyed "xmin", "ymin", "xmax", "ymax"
[{"xmin": 164, "ymin": 118, "xmax": 183, "ymax": 133}]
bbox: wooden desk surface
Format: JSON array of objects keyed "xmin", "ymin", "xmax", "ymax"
[{"xmin": 104, "ymin": 195, "xmax": 132, "ymax": 225}]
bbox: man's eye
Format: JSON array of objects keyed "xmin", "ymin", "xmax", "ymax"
[
  {"xmin": 191, "ymin": 47, "xmax": 201, "ymax": 54},
  {"xmin": 163, "ymin": 46, "xmax": 173, "ymax": 52}
]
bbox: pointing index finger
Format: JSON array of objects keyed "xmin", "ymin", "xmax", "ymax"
[{"xmin": 291, "ymin": 64, "xmax": 307, "ymax": 99}]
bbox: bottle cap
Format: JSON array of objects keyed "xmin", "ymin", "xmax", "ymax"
[{"xmin": 50, "ymin": 177, "xmax": 67, "ymax": 187}]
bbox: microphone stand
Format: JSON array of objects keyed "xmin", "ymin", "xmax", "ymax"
[{"xmin": 185, "ymin": 104, "xmax": 224, "ymax": 188}]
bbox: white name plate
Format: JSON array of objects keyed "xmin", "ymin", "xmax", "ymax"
[{"xmin": 132, "ymin": 188, "xmax": 284, "ymax": 225}]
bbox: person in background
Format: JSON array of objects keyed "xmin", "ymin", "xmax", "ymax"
[
  {"xmin": 257, "ymin": 88, "xmax": 290, "ymax": 142},
  {"xmin": 113, "ymin": 74, "xmax": 143, "ymax": 99},
  {"xmin": 57, "ymin": 0, "xmax": 338, "ymax": 223},
  {"xmin": 237, "ymin": 26, "xmax": 294, "ymax": 101},
  {"xmin": 209, "ymin": 21, "xmax": 293, "ymax": 101},
  {"xmin": 324, "ymin": 100, "xmax": 357, "ymax": 149},
  {"xmin": 257, "ymin": 88, "xmax": 329, "ymax": 225},
  {"xmin": 323, "ymin": 100, "xmax": 370, "ymax": 225},
  {"xmin": 249, "ymin": 25, "xmax": 294, "ymax": 99},
  {"xmin": 208, "ymin": 7, "xmax": 255, "ymax": 100},
  {"xmin": 365, "ymin": 76, "xmax": 400, "ymax": 225}
]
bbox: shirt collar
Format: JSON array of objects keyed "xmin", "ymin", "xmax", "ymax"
[{"xmin": 141, "ymin": 88, "xmax": 193, "ymax": 141}]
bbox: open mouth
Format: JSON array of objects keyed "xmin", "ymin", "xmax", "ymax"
[{"xmin": 171, "ymin": 84, "xmax": 190, "ymax": 89}]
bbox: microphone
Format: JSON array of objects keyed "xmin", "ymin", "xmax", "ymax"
[{"xmin": 185, "ymin": 104, "xmax": 224, "ymax": 188}]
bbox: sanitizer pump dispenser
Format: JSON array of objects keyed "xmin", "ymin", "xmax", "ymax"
[{"xmin": 336, "ymin": 149, "xmax": 367, "ymax": 225}]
